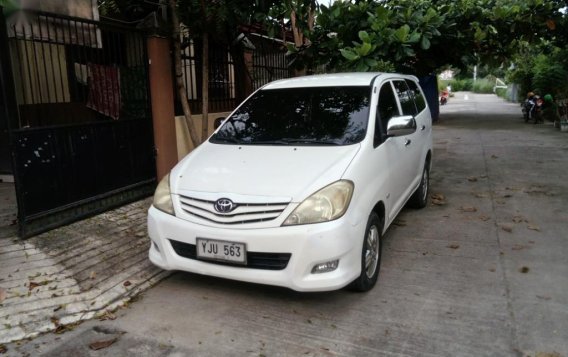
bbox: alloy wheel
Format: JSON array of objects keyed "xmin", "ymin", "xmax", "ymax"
[
  {"xmin": 365, "ymin": 225, "xmax": 380, "ymax": 279},
  {"xmin": 421, "ymin": 168, "xmax": 429, "ymax": 203}
]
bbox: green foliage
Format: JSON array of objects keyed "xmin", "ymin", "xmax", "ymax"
[
  {"xmin": 0, "ymin": 0, "xmax": 15, "ymax": 6},
  {"xmin": 439, "ymin": 78, "xmax": 473, "ymax": 92},
  {"xmin": 312, "ymin": 0, "xmax": 451, "ymax": 75},
  {"xmin": 97, "ymin": 0, "xmax": 159, "ymax": 20},
  {"xmin": 305, "ymin": 0, "xmax": 567, "ymax": 76},
  {"xmin": 471, "ymin": 79, "xmax": 494, "ymax": 94},
  {"xmin": 261, "ymin": 1, "xmax": 319, "ymax": 72},
  {"xmin": 98, "ymin": 0, "xmax": 568, "ymax": 95},
  {"xmin": 176, "ymin": 0, "xmax": 264, "ymax": 42},
  {"xmin": 456, "ymin": 79, "xmax": 472, "ymax": 91},
  {"xmin": 439, "ymin": 77, "xmax": 495, "ymax": 93},
  {"xmin": 532, "ymin": 52, "xmax": 568, "ymax": 96},
  {"xmin": 495, "ymin": 87, "xmax": 508, "ymax": 99},
  {"xmin": 507, "ymin": 42, "xmax": 568, "ymax": 100},
  {"xmin": 1, "ymin": 0, "xmax": 21, "ymax": 17}
]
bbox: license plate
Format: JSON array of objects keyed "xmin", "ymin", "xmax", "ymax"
[{"xmin": 196, "ymin": 238, "xmax": 247, "ymax": 264}]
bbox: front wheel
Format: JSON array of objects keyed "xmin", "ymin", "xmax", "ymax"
[
  {"xmin": 348, "ymin": 212, "xmax": 383, "ymax": 292},
  {"xmin": 408, "ymin": 162, "xmax": 430, "ymax": 209}
]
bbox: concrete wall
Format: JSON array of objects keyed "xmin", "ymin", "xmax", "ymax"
[
  {"xmin": 17, "ymin": 0, "xmax": 99, "ymax": 20},
  {"xmin": 175, "ymin": 112, "xmax": 231, "ymax": 160}
]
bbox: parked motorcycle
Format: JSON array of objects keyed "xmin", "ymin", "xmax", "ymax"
[
  {"xmin": 440, "ymin": 90, "xmax": 449, "ymax": 105},
  {"xmin": 523, "ymin": 94, "xmax": 542, "ymax": 123}
]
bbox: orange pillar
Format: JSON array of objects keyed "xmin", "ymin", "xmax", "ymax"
[{"xmin": 147, "ymin": 36, "xmax": 178, "ymax": 180}]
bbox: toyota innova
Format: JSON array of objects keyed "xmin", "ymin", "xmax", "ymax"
[{"xmin": 148, "ymin": 73, "xmax": 432, "ymax": 292}]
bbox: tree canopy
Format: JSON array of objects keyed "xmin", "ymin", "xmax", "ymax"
[
  {"xmin": 293, "ymin": 0, "xmax": 567, "ymax": 76},
  {"xmin": 96, "ymin": 0, "xmax": 568, "ymax": 101},
  {"xmin": 97, "ymin": 0, "xmax": 566, "ymax": 77}
]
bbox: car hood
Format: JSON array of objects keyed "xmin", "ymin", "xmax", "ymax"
[{"xmin": 171, "ymin": 143, "xmax": 360, "ymax": 202}]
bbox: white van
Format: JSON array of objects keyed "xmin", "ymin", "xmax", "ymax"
[{"xmin": 148, "ymin": 73, "xmax": 432, "ymax": 292}]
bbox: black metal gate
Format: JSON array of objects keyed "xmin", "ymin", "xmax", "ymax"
[
  {"xmin": 249, "ymin": 34, "xmax": 291, "ymax": 90},
  {"xmin": 0, "ymin": 7, "xmax": 17, "ymax": 175},
  {"xmin": 2, "ymin": 8, "xmax": 156, "ymax": 238}
]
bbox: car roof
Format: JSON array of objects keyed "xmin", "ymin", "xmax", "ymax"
[
  {"xmin": 262, "ymin": 73, "xmax": 381, "ymax": 89},
  {"xmin": 261, "ymin": 72, "xmax": 418, "ymax": 90}
]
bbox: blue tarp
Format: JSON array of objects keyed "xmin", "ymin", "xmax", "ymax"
[{"xmin": 419, "ymin": 75, "xmax": 439, "ymax": 122}]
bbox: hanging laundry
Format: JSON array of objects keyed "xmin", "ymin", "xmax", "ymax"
[
  {"xmin": 86, "ymin": 63, "xmax": 120, "ymax": 120},
  {"xmin": 74, "ymin": 63, "xmax": 89, "ymax": 85}
]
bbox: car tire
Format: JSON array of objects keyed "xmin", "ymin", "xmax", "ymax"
[
  {"xmin": 348, "ymin": 212, "xmax": 383, "ymax": 292},
  {"xmin": 408, "ymin": 161, "xmax": 430, "ymax": 209}
]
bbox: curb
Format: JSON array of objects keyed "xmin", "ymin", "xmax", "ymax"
[{"xmin": 0, "ymin": 198, "xmax": 170, "ymax": 344}]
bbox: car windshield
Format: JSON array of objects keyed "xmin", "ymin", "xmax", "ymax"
[{"xmin": 210, "ymin": 86, "xmax": 371, "ymax": 146}]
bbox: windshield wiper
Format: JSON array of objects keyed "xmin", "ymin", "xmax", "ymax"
[
  {"xmin": 282, "ymin": 139, "xmax": 342, "ymax": 146},
  {"xmin": 209, "ymin": 136, "xmax": 242, "ymax": 144},
  {"xmin": 211, "ymin": 137, "xmax": 342, "ymax": 146},
  {"xmin": 246, "ymin": 140, "xmax": 290, "ymax": 145}
]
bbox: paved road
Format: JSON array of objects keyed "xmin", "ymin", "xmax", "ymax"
[{"xmin": 7, "ymin": 93, "xmax": 568, "ymax": 357}]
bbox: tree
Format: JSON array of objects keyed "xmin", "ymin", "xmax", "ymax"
[
  {"xmin": 313, "ymin": 1, "xmax": 450, "ymax": 75},
  {"xmin": 174, "ymin": 0, "xmax": 283, "ymax": 144},
  {"xmin": 100, "ymin": 0, "xmax": 283, "ymax": 147},
  {"xmin": 267, "ymin": 0, "xmax": 318, "ymax": 75},
  {"xmin": 298, "ymin": 0, "xmax": 567, "ymax": 77},
  {"xmin": 169, "ymin": 0, "xmax": 201, "ymax": 147},
  {"xmin": 507, "ymin": 39, "xmax": 568, "ymax": 99},
  {"xmin": 97, "ymin": 0, "xmax": 203, "ymax": 147}
]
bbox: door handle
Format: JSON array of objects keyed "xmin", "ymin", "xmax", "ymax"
[
  {"xmin": 421, "ymin": 125, "xmax": 426, "ymax": 131},
  {"xmin": 404, "ymin": 139, "xmax": 411, "ymax": 146}
]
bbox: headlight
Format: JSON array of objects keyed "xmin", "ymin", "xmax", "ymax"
[
  {"xmin": 283, "ymin": 180, "xmax": 354, "ymax": 226},
  {"xmin": 153, "ymin": 173, "xmax": 174, "ymax": 215}
]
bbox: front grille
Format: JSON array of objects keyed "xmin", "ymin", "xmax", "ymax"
[
  {"xmin": 177, "ymin": 195, "xmax": 288, "ymax": 225},
  {"xmin": 170, "ymin": 240, "xmax": 291, "ymax": 271}
]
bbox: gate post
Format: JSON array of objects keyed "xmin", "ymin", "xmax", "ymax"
[
  {"xmin": 0, "ymin": 6, "xmax": 20, "ymax": 175},
  {"xmin": 147, "ymin": 36, "xmax": 178, "ymax": 180}
]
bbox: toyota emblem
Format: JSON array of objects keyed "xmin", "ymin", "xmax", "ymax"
[{"xmin": 214, "ymin": 198, "xmax": 236, "ymax": 213}]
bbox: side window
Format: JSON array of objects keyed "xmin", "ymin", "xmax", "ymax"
[
  {"xmin": 375, "ymin": 82, "xmax": 400, "ymax": 147},
  {"xmin": 406, "ymin": 79, "xmax": 426, "ymax": 113},
  {"xmin": 393, "ymin": 80, "xmax": 417, "ymax": 116}
]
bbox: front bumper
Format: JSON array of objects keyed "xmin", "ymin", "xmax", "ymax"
[{"xmin": 147, "ymin": 206, "xmax": 364, "ymax": 292}]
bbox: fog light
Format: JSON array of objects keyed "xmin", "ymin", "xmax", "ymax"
[{"xmin": 311, "ymin": 260, "xmax": 339, "ymax": 274}]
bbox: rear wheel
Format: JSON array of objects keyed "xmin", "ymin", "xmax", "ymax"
[
  {"xmin": 408, "ymin": 161, "xmax": 430, "ymax": 209},
  {"xmin": 348, "ymin": 212, "xmax": 382, "ymax": 292}
]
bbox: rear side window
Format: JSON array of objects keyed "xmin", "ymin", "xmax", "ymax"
[
  {"xmin": 406, "ymin": 79, "xmax": 426, "ymax": 113},
  {"xmin": 393, "ymin": 80, "xmax": 417, "ymax": 116}
]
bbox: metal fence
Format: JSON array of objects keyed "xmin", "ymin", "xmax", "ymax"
[
  {"xmin": 7, "ymin": 10, "xmax": 149, "ymax": 127},
  {"xmin": 177, "ymin": 33, "xmax": 291, "ymax": 115},
  {"xmin": 3, "ymin": 9, "xmax": 155, "ymax": 237},
  {"xmin": 180, "ymin": 38, "xmax": 238, "ymax": 114},
  {"xmin": 249, "ymin": 34, "xmax": 291, "ymax": 90}
]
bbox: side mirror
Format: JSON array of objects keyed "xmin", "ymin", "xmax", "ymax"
[
  {"xmin": 386, "ymin": 115, "xmax": 417, "ymax": 137},
  {"xmin": 214, "ymin": 117, "xmax": 225, "ymax": 129}
]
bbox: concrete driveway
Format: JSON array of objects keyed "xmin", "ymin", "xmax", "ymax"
[{"xmin": 7, "ymin": 93, "xmax": 568, "ymax": 357}]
